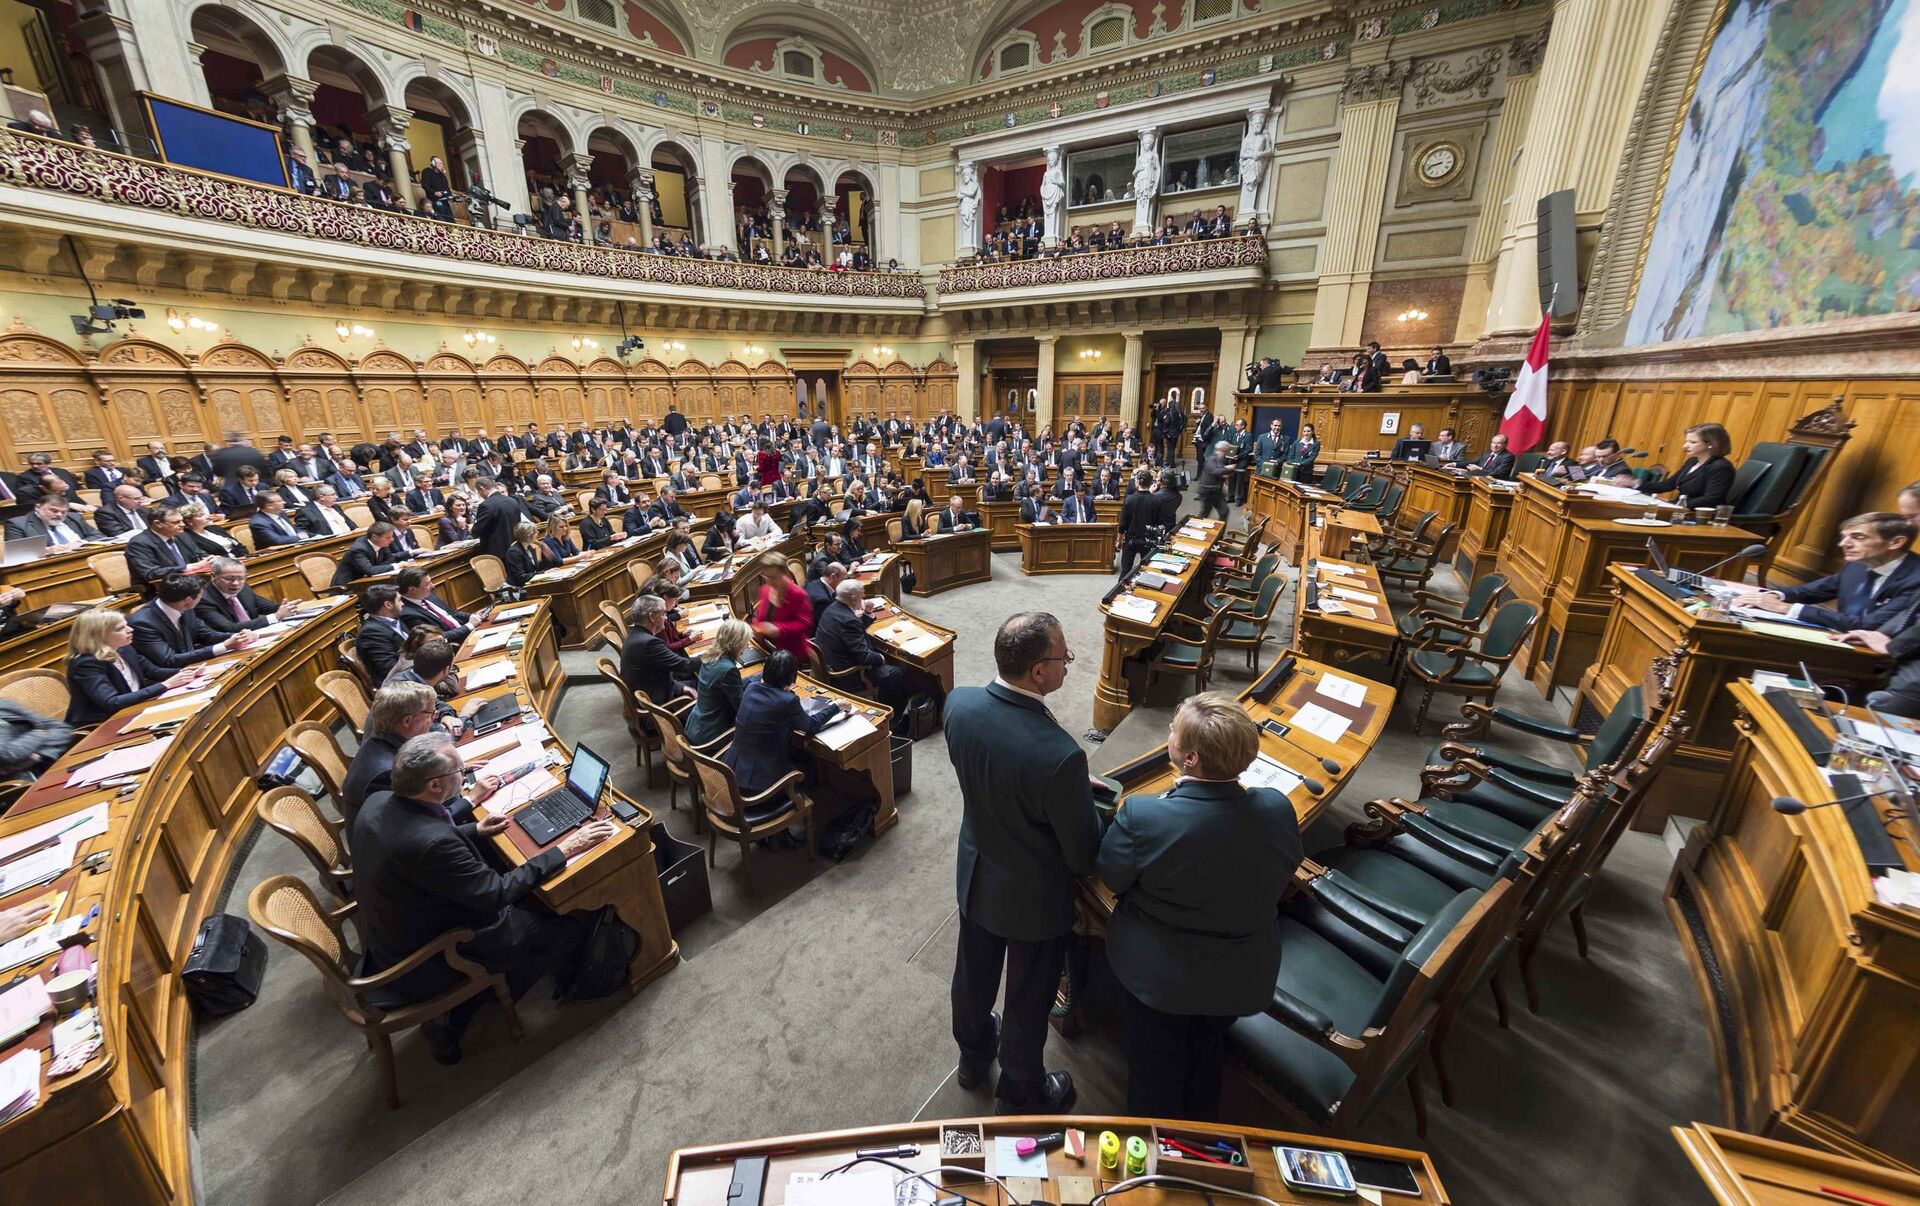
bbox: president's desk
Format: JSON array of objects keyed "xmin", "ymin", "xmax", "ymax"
[
  {"xmin": 1232, "ymin": 383, "xmax": 1501, "ymax": 467},
  {"xmin": 1018, "ymin": 521, "xmax": 1117, "ymax": 575},
  {"xmin": 663, "ymin": 1115, "xmax": 1449, "ymax": 1206},
  {"xmin": 894, "ymin": 527, "xmax": 993, "ymax": 597},
  {"xmin": 1575, "ymin": 566, "xmax": 1886, "ymax": 830},
  {"xmin": 1496, "ymin": 477, "xmax": 1764, "ymax": 695},
  {"xmin": 1669, "ymin": 682, "xmax": 1920, "ymax": 1174}
]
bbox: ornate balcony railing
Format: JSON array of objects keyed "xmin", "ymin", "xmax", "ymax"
[
  {"xmin": 0, "ymin": 129, "xmax": 926, "ymax": 301},
  {"xmin": 937, "ymin": 234, "xmax": 1267, "ymax": 294}
]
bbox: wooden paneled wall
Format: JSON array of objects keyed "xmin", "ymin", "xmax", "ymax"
[
  {"xmin": 1545, "ymin": 375, "xmax": 1920, "ymax": 582},
  {"xmin": 0, "ymin": 328, "xmax": 957, "ymax": 465}
]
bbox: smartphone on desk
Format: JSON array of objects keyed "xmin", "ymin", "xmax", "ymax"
[{"xmin": 1346, "ymin": 1154, "xmax": 1421, "ymax": 1196}]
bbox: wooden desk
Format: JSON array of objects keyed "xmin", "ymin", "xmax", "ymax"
[
  {"xmin": 852, "ymin": 509, "xmax": 896, "ymax": 552},
  {"xmin": 684, "ymin": 535, "xmax": 805, "ymax": 603},
  {"xmin": 1676, "ymin": 1121, "xmax": 1920, "ymax": 1204},
  {"xmin": 1092, "ymin": 518, "xmax": 1226, "ymax": 735},
  {"xmin": 1500, "ymin": 477, "xmax": 1760, "ymax": 694},
  {"xmin": 1452, "ymin": 477, "xmax": 1518, "ymax": 586},
  {"xmin": 1018, "ymin": 521, "xmax": 1116, "ymax": 575},
  {"xmin": 1392, "ymin": 463, "xmax": 1474, "ymax": 560},
  {"xmin": 1669, "ymin": 683, "xmax": 1920, "ymax": 1173},
  {"xmin": 1574, "ymin": 566, "xmax": 1885, "ymax": 830},
  {"xmin": 1233, "ymin": 384, "xmax": 1499, "ymax": 467},
  {"xmin": 847, "ymin": 550, "xmax": 902, "ymax": 604},
  {"xmin": 1294, "ymin": 555, "xmax": 1399, "ymax": 679},
  {"xmin": 521, "ymin": 530, "xmax": 665, "ymax": 649},
  {"xmin": 0, "ymin": 594, "xmax": 361, "ymax": 1203},
  {"xmin": 0, "ymin": 595, "xmax": 136, "ymax": 677},
  {"xmin": 663, "ymin": 1115, "xmax": 1449, "ymax": 1205},
  {"xmin": 865, "ymin": 596, "xmax": 957, "ymax": 695},
  {"xmin": 895, "ymin": 528, "xmax": 993, "ymax": 597},
  {"xmin": 452, "ymin": 604, "xmax": 677, "ymax": 992},
  {"xmin": 978, "ymin": 499, "xmax": 1025, "ymax": 551}
]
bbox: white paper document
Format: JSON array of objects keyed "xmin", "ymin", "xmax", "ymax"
[
  {"xmin": 1109, "ymin": 596, "xmax": 1160, "ymax": 622},
  {"xmin": 0, "ymin": 913, "xmax": 89, "ymax": 974},
  {"xmin": 0, "ymin": 846, "xmax": 71, "ymax": 897},
  {"xmin": 816, "ymin": 713, "xmax": 877, "ymax": 750},
  {"xmin": 1327, "ymin": 587, "xmax": 1380, "ymax": 605},
  {"xmin": 1844, "ymin": 720, "xmax": 1920, "ymax": 759},
  {"xmin": 1240, "ymin": 753, "xmax": 1305, "ymax": 795},
  {"xmin": 0, "ymin": 804, "xmax": 109, "ymax": 863},
  {"xmin": 0, "ymin": 1047, "xmax": 40, "ymax": 1123},
  {"xmin": 66, "ymin": 735, "xmax": 175, "ymax": 788},
  {"xmin": 1316, "ymin": 672, "xmax": 1367, "ymax": 706},
  {"xmin": 1292, "ymin": 703, "xmax": 1351, "ymax": 744},
  {"xmin": 467, "ymin": 626, "xmax": 517, "ymax": 654},
  {"xmin": 491, "ymin": 603, "xmax": 538, "ymax": 622},
  {"xmin": 463, "ymin": 660, "xmax": 517, "ymax": 689}
]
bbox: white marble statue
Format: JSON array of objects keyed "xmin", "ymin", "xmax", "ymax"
[
  {"xmin": 955, "ymin": 161, "xmax": 981, "ymax": 255},
  {"xmin": 1132, "ymin": 127, "xmax": 1160, "ymax": 235},
  {"xmin": 1238, "ymin": 106, "xmax": 1276, "ymax": 216},
  {"xmin": 1040, "ymin": 147, "xmax": 1066, "ymax": 245}
]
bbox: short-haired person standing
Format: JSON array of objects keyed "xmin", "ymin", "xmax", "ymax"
[
  {"xmin": 1096, "ymin": 693, "xmax": 1303, "ymax": 1120},
  {"xmin": 946, "ymin": 611, "xmax": 1102, "ymax": 1112}
]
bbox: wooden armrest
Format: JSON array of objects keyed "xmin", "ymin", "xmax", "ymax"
[
  {"xmin": 687, "ymin": 727, "xmax": 734, "ymax": 754},
  {"xmin": 663, "ymin": 694, "xmax": 694, "ymax": 717},
  {"xmin": 350, "ymin": 927, "xmax": 479, "ymax": 990},
  {"xmin": 1409, "ymin": 589, "xmax": 1460, "ymax": 611},
  {"xmin": 1407, "ymin": 614, "xmax": 1478, "ymax": 639},
  {"xmin": 738, "ymin": 770, "xmax": 804, "ymax": 806}
]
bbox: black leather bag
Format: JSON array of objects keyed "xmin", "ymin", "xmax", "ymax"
[
  {"xmin": 554, "ymin": 905, "xmax": 638, "ymax": 1002},
  {"xmin": 895, "ymin": 693, "xmax": 939, "ymax": 740},
  {"xmin": 182, "ymin": 914, "xmax": 268, "ymax": 1017}
]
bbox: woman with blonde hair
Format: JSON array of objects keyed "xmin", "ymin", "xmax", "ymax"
[
  {"xmin": 65, "ymin": 608, "xmax": 193, "ymax": 725},
  {"xmin": 542, "ymin": 513, "xmax": 580, "ymax": 561},
  {"xmin": 684, "ymin": 617, "xmax": 751, "ymax": 745},
  {"xmin": 901, "ymin": 497, "xmax": 927, "ymax": 539},
  {"xmin": 503, "ymin": 519, "xmax": 550, "ymax": 586}
]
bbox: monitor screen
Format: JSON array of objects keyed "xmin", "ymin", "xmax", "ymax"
[{"xmin": 566, "ymin": 745, "xmax": 611, "ymax": 802}]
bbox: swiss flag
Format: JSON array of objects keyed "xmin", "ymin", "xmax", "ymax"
[{"xmin": 1500, "ymin": 314, "xmax": 1551, "ymax": 453}]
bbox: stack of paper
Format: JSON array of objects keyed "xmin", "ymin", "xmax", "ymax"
[
  {"xmin": 0, "ymin": 976, "xmax": 50, "ymax": 1046},
  {"xmin": 817, "ymin": 713, "xmax": 877, "ymax": 750},
  {"xmin": 491, "ymin": 603, "xmax": 539, "ymax": 622},
  {"xmin": 463, "ymin": 660, "xmax": 517, "ymax": 689},
  {"xmin": 1292, "ymin": 703, "xmax": 1352, "ymax": 744},
  {"xmin": 1240, "ymin": 753, "xmax": 1306, "ymax": 795},
  {"xmin": 0, "ymin": 1047, "xmax": 40, "ymax": 1123},
  {"xmin": 0, "ymin": 805, "xmax": 108, "ymax": 864},
  {"xmin": 1109, "ymin": 595, "xmax": 1160, "ymax": 622},
  {"xmin": 467, "ymin": 626, "xmax": 517, "ymax": 654},
  {"xmin": 495, "ymin": 767, "xmax": 561, "ymax": 813},
  {"xmin": 66, "ymin": 735, "xmax": 174, "ymax": 788},
  {"xmin": 0, "ymin": 847, "xmax": 71, "ymax": 896},
  {"xmin": 0, "ymin": 912, "xmax": 85, "ymax": 975}
]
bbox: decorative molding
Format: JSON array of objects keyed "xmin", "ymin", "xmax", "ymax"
[
  {"xmin": 1507, "ymin": 24, "xmax": 1550, "ymax": 76},
  {"xmin": 1410, "ymin": 45, "xmax": 1502, "ymax": 107},
  {"xmin": 1341, "ymin": 60, "xmax": 1408, "ymax": 105}
]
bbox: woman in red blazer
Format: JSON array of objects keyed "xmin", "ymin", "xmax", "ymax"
[
  {"xmin": 755, "ymin": 439, "xmax": 782, "ymax": 487},
  {"xmin": 751, "ymin": 560, "xmax": 813, "ymax": 662}
]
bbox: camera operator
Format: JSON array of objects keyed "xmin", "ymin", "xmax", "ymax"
[
  {"xmin": 466, "ymin": 174, "xmax": 512, "ymax": 230},
  {"xmin": 1118, "ymin": 469, "xmax": 1159, "ymax": 578}
]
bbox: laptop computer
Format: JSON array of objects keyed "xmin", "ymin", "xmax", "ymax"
[
  {"xmin": 513, "ymin": 744, "xmax": 611, "ymax": 846},
  {"xmin": 1, "ymin": 535, "xmax": 48, "ymax": 567},
  {"xmin": 464, "ymin": 690, "xmax": 521, "ymax": 733}
]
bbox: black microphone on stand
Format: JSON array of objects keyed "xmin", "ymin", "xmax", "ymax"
[
  {"xmin": 1274, "ymin": 728, "xmax": 1341, "ymax": 777},
  {"xmin": 1675, "ymin": 542, "xmax": 1769, "ymax": 589},
  {"xmin": 1770, "ymin": 790, "xmax": 1900, "ymax": 815}
]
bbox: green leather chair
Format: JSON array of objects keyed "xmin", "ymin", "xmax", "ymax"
[
  {"xmin": 1420, "ymin": 686, "xmax": 1647, "ymax": 828},
  {"xmin": 1320, "ymin": 464, "xmax": 1347, "ymax": 494},
  {"xmin": 1228, "ymin": 886, "xmax": 1482, "ymax": 1137},
  {"xmin": 1514, "ymin": 451, "xmax": 1545, "ymax": 475},
  {"xmin": 1395, "ymin": 572, "xmax": 1507, "ymax": 646},
  {"xmin": 1217, "ymin": 574, "xmax": 1288, "ymax": 669},
  {"xmin": 1398, "ymin": 600, "xmax": 1539, "ymax": 733},
  {"xmin": 1205, "ymin": 551, "xmax": 1278, "ymax": 614},
  {"xmin": 1378, "ymin": 521, "xmax": 1456, "ymax": 595},
  {"xmin": 1148, "ymin": 604, "xmax": 1227, "ymax": 696}
]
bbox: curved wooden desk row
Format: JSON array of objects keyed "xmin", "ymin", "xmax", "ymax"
[
  {"xmin": 1668, "ymin": 681, "xmax": 1920, "ymax": 1176},
  {"xmin": 1675, "ymin": 1121, "xmax": 1920, "ymax": 1204},
  {"xmin": 1093, "ymin": 518, "xmax": 1227, "ymax": 734},
  {"xmin": 663, "ymin": 1113, "xmax": 1448, "ymax": 1205}
]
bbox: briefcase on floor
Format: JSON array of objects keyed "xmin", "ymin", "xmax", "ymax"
[{"xmin": 182, "ymin": 914, "xmax": 268, "ymax": 1017}]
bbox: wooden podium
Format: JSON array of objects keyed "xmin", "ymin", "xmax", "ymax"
[
  {"xmin": 1453, "ymin": 477, "xmax": 1517, "ymax": 586},
  {"xmin": 895, "ymin": 527, "xmax": 993, "ymax": 596},
  {"xmin": 977, "ymin": 498, "xmax": 1025, "ymax": 551},
  {"xmin": 1669, "ymin": 682, "xmax": 1920, "ymax": 1172},
  {"xmin": 1018, "ymin": 521, "xmax": 1116, "ymax": 574},
  {"xmin": 1574, "ymin": 566, "xmax": 1886, "ymax": 829},
  {"xmin": 1499, "ymin": 477, "xmax": 1766, "ymax": 694}
]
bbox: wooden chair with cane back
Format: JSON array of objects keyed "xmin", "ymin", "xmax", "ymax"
[
  {"xmin": 278, "ymin": 721, "xmax": 354, "ymax": 813},
  {"xmin": 627, "ymin": 560, "xmax": 656, "ymax": 596},
  {"xmin": 297, "ymin": 554, "xmax": 339, "ymax": 596},
  {"xmin": 253, "ymin": 784, "xmax": 353, "ymax": 902},
  {"xmin": 683, "ymin": 741, "xmax": 816, "ymax": 893},
  {"xmin": 470, "ymin": 555, "xmax": 512, "ymax": 604},
  {"xmin": 316, "ymin": 670, "xmax": 372, "ymax": 736},
  {"xmin": 336, "ymin": 633, "xmax": 372, "ymax": 693},
  {"xmin": 636, "ymin": 691, "xmax": 731, "ymax": 821},
  {"xmin": 248, "ymin": 874, "xmax": 521, "ymax": 1110},
  {"xmin": 88, "ymin": 551, "xmax": 132, "ymax": 594},
  {"xmin": 593, "ymin": 656, "xmax": 687, "ymax": 786},
  {"xmin": 0, "ymin": 669, "xmax": 71, "ymax": 723}
]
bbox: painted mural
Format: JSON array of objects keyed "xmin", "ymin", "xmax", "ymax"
[{"xmin": 1628, "ymin": 0, "xmax": 1920, "ymax": 344}]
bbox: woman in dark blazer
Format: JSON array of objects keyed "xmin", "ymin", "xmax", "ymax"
[
  {"xmin": 702, "ymin": 513, "xmax": 737, "ymax": 563},
  {"xmin": 541, "ymin": 515, "xmax": 580, "ymax": 562},
  {"xmin": 64, "ymin": 608, "xmax": 189, "ymax": 726},
  {"xmin": 1286, "ymin": 422, "xmax": 1321, "ymax": 479},
  {"xmin": 503, "ymin": 520, "xmax": 552, "ymax": 587},
  {"xmin": 577, "ymin": 498, "xmax": 617, "ymax": 550},
  {"xmin": 437, "ymin": 493, "xmax": 475, "ymax": 545},
  {"xmin": 724, "ymin": 650, "xmax": 837, "ymax": 809},
  {"xmin": 180, "ymin": 502, "xmax": 248, "ymax": 559},
  {"xmin": 1635, "ymin": 422, "xmax": 1736, "ymax": 511}
]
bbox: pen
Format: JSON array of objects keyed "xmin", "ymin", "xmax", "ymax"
[{"xmin": 1818, "ymin": 1188, "xmax": 1892, "ymax": 1206}]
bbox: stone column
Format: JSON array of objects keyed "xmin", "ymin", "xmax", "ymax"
[
  {"xmin": 371, "ymin": 106, "xmax": 416, "ymax": 205},
  {"xmin": 1035, "ymin": 335, "xmax": 1058, "ymax": 435},
  {"xmin": 954, "ymin": 339, "xmax": 979, "ymax": 422},
  {"xmin": 1120, "ymin": 330, "xmax": 1146, "ymax": 428},
  {"xmin": 261, "ymin": 74, "xmax": 319, "ymax": 166},
  {"xmin": 768, "ymin": 188, "xmax": 788, "ymax": 258},
  {"xmin": 71, "ymin": 13, "xmax": 153, "ymax": 142},
  {"xmin": 1307, "ymin": 60, "xmax": 1407, "ymax": 353},
  {"xmin": 629, "ymin": 167, "xmax": 656, "ymax": 246},
  {"xmin": 1454, "ymin": 34, "xmax": 1544, "ymax": 344},
  {"xmin": 1480, "ymin": 0, "xmax": 1671, "ymax": 340},
  {"xmin": 451, "ymin": 128, "xmax": 487, "ymax": 193},
  {"xmin": 513, "ymin": 137, "xmax": 533, "ymax": 213},
  {"xmin": 1214, "ymin": 324, "xmax": 1257, "ymax": 417},
  {"xmin": 564, "ymin": 153, "xmax": 594, "ymax": 230}
]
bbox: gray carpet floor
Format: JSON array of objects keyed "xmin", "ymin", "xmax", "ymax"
[{"xmin": 194, "ymin": 514, "xmax": 1722, "ymax": 1205}]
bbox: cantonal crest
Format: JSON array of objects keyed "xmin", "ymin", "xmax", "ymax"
[
  {"xmin": 539, "ymin": 58, "xmax": 558, "ymax": 77},
  {"xmin": 1095, "ymin": 91, "xmax": 1110, "ymax": 108},
  {"xmin": 473, "ymin": 32, "xmax": 497, "ymax": 56}
]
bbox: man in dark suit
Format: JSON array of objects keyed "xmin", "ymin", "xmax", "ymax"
[
  {"xmin": 355, "ymin": 584, "xmax": 410, "ymax": 685},
  {"xmin": 1430, "ymin": 427, "xmax": 1470, "ymax": 466},
  {"xmin": 341, "ymin": 681, "xmax": 441, "ymax": 824},
  {"xmin": 295, "ymin": 485, "xmax": 357, "ymax": 536},
  {"xmin": 1095, "ymin": 693, "xmax": 1303, "ymax": 1120},
  {"xmin": 125, "ymin": 507, "xmax": 209, "ymax": 584},
  {"xmin": 404, "ymin": 481, "xmax": 448, "ymax": 514},
  {"xmin": 650, "ymin": 489, "xmax": 691, "ymax": 526},
  {"xmin": 935, "ymin": 497, "xmax": 979, "ymax": 533},
  {"xmin": 325, "ymin": 460, "xmax": 367, "ymax": 499},
  {"xmin": 248, "ymin": 493, "xmax": 307, "ymax": 548},
  {"xmin": 620, "ymin": 594, "xmax": 695, "ymax": 707},
  {"xmin": 95, "ymin": 483, "xmax": 150, "ymax": 537},
  {"xmin": 136, "ymin": 442, "xmax": 176, "ymax": 491},
  {"xmin": 945, "ymin": 612, "xmax": 1099, "ymax": 1112},
  {"xmin": 334, "ymin": 523, "xmax": 402, "ymax": 590},
  {"xmin": 470, "ymin": 479, "xmax": 528, "ymax": 560},
  {"xmin": 196, "ymin": 557, "xmax": 296, "ymax": 635},
  {"xmin": 1058, "ymin": 485, "xmax": 1097, "ymax": 524},
  {"xmin": 804, "ymin": 561, "xmax": 841, "ymax": 634},
  {"xmin": 350, "ymin": 731, "xmax": 614, "ymax": 1062},
  {"xmin": 1738, "ymin": 512, "xmax": 1920, "ymax": 632},
  {"xmin": 817, "ymin": 578, "xmax": 915, "ymax": 712},
  {"xmin": 1388, "ymin": 423, "xmax": 1430, "ymax": 462},
  {"xmin": 1426, "ymin": 346, "xmax": 1453, "ymax": 377},
  {"xmin": 1117, "ymin": 470, "xmax": 1161, "ymax": 578},
  {"xmin": 131, "ymin": 574, "xmax": 254, "ymax": 669},
  {"xmin": 398, "ymin": 566, "xmax": 471, "ymax": 644},
  {"xmin": 1468, "ymin": 433, "xmax": 1516, "ymax": 479},
  {"xmin": 1535, "ymin": 440, "xmax": 1577, "ymax": 479},
  {"xmin": 82, "ymin": 450, "xmax": 126, "ymax": 502},
  {"xmin": 593, "ymin": 471, "xmax": 633, "ymax": 509},
  {"xmin": 4, "ymin": 496, "xmax": 100, "ymax": 546}
]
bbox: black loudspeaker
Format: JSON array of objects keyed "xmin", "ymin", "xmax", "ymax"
[{"xmin": 1536, "ymin": 188, "xmax": 1578, "ymax": 317}]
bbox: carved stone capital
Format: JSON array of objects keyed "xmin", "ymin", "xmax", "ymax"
[
  {"xmin": 629, "ymin": 167, "xmax": 656, "ymax": 201},
  {"xmin": 1342, "ymin": 60, "xmax": 1407, "ymax": 105},
  {"xmin": 1509, "ymin": 26, "xmax": 1551, "ymax": 76},
  {"xmin": 260, "ymin": 74, "xmax": 318, "ymax": 125},
  {"xmin": 767, "ymin": 188, "xmax": 789, "ymax": 220}
]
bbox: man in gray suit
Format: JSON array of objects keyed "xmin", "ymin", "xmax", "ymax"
[
  {"xmin": 1096, "ymin": 693, "xmax": 1303, "ymax": 1120},
  {"xmin": 945, "ymin": 611, "xmax": 1101, "ymax": 1113}
]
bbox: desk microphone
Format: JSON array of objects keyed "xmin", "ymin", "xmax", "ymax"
[
  {"xmin": 1277, "ymin": 730, "xmax": 1341, "ymax": 777},
  {"xmin": 1674, "ymin": 543, "xmax": 1768, "ymax": 589},
  {"xmin": 1770, "ymin": 790, "xmax": 1899, "ymax": 815}
]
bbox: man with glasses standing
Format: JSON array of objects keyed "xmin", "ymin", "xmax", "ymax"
[{"xmin": 945, "ymin": 611, "xmax": 1102, "ymax": 1113}]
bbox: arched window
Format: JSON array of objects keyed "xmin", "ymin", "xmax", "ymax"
[{"xmin": 987, "ymin": 33, "xmax": 1040, "ymax": 79}]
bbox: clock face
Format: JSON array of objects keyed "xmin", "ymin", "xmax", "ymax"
[{"xmin": 1420, "ymin": 144, "xmax": 1462, "ymax": 185}]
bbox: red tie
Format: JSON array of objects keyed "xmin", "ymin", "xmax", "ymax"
[
  {"xmin": 428, "ymin": 600, "xmax": 455, "ymax": 629},
  {"xmin": 231, "ymin": 594, "xmax": 248, "ymax": 622}
]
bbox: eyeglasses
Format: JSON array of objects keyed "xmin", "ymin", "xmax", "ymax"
[{"xmin": 1039, "ymin": 650, "xmax": 1076, "ymax": 665}]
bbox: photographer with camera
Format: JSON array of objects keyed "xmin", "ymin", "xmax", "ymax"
[
  {"xmin": 1117, "ymin": 470, "xmax": 1159, "ymax": 578},
  {"xmin": 466, "ymin": 173, "xmax": 512, "ymax": 230}
]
